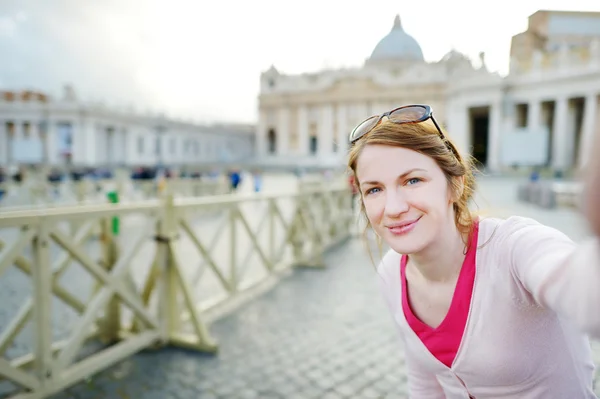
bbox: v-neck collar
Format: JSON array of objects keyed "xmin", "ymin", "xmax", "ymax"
[{"xmin": 397, "ymin": 221, "xmax": 480, "ymax": 370}]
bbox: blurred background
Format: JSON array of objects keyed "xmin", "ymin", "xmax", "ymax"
[
  {"xmin": 1, "ymin": 1, "xmax": 600, "ymax": 398},
  {"xmin": 0, "ymin": 0, "xmax": 599, "ymax": 181}
]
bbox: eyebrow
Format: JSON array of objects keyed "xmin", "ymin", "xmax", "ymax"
[{"xmin": 360, "ymin": 168, "xmax": 428, "ymax": 187}]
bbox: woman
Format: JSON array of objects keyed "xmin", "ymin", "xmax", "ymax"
[{"xmin": 347, "ymin": 104, "xmax": 600, "ymax": 398}]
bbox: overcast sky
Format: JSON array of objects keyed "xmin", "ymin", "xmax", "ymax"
[{"xmin": 1, "ymin": 0, "xmax": 599, "ymax": 124}]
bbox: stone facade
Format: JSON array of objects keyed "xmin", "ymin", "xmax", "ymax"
[
  {"xmin": 257, "ymin": 11, "xmax": 600, "ymax": 173},
  {"xmin": 0, "ymin": 87, "xmax": 255, "ymax": 168}
]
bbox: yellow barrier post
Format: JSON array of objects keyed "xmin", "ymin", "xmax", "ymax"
[{"xmin": 98, "ymin": 191, "xmax": 121, "ymax": 344}]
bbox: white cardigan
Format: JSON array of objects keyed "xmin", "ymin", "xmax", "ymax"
[{"xmin": 377, "ymin": 216, "xmax": 600, "ymax": 398}]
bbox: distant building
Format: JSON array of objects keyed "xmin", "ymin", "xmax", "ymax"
[
  {"xmin": 257, "ymin": 11, "xmax": 600, "ymax": 173},
  {"xmin": 511, "ymin": 10, "xmax": 600, "ymax": 68},
  {"xmin": 0, "ymin": 86, "xmax": 255, "ymax": 168}
]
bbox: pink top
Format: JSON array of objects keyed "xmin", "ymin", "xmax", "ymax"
[
  {"xmin": 400, "ymin": 222, "xmax": 478, "ymax": 368},
  {"xmin": 376, "ymin": 216, "xmax": 600, "ymax": 398}
]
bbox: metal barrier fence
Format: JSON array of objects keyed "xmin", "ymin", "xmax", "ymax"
[
  {"xmin": 0, "ymin": 184, "xmax": 353, "ymax": 398},
  {"xmin": 516, "ymin": 180, "xmax": 583, "ymax": 209}
]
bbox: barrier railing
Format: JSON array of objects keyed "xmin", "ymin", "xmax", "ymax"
[
  {"xmin": 0, "ymin": 184, "xmax": 352, "ymax": 398},
  {"xmin": 517, "ymin": 180, "xmax": 583, "ymax": 209}
]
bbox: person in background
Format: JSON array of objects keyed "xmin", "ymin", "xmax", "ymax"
[
  {"xmin": 47, "ymin": 169, "xmax": 62, "ymax": 199},
  {"xmin": 0, "ymin": 168, "xmax": 6, "ymax": 201},
  {"xmin": 12, "ymin": 167, "xmax": 23, "ymax": 184},
  {"xmin": 347, "ymin": 104, "xmax": 600, "ymax": 398},
  {"xmin": 228, "ymin": 169, "xmax": 242, "ymax": 193},
  {"xmin": 252, "ymin": 169, "xmax": 263, "ymax": 193}
]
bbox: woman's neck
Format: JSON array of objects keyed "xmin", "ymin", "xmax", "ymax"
[{"xmin": 407, "ymin": 220, "xmax": 468, "ymax": 283}]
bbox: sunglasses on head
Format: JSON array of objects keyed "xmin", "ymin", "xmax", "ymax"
[{"xmin": 348, "ymin": 104, "xmax": 449, "ymax": 146}]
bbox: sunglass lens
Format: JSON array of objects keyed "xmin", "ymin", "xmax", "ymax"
[
  {"xmin": 389, "ymin": 106, "xmax": 428, "ymax": 123},
  {"xmin": 350, "ymin": 116, "xmax": 379, "ymax": 142}
]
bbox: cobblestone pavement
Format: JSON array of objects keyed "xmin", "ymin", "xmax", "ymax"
[{"xmin": 5, "ymin": 176, "xmax": 600, "ymax": 398}]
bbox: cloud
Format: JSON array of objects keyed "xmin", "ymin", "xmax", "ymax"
[
  {"xmin": 0, "ymin": 0, "xmax": 265, "ymax": 122},
  {"xmin": 0, "ymin": 10, "xmax": 26, "ymax": 38},
  {"xmin": 0, "ymin": 1, "xmax": 159, "ymax": 109}
]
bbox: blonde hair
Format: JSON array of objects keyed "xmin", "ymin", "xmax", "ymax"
[{"xmin": 347, "ymin": 119, "xmax": 478, "ymax": 255}]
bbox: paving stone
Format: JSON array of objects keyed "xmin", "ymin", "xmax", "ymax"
[
  {"xmin": 334, "ymin": 382, "xmax": 360, "ymax": 397},
  {"xmin": 321, "ymin": 391, "xmax": 346, "ymax": 399},
  {"xmin": 360, "ymin": 385, "xmax": 387, "ymax": 399},
  {"xmin": 231, "ymin": 388, "xmax": 260, "ymax": 399}
]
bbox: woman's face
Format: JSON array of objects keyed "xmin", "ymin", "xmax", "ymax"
[{"xmin": 355, "ymin": 144, "xmax": 456, "ymax": 254}]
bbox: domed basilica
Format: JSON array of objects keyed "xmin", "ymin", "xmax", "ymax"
[{"xmin": 257, "ymin": 11, "xmax": 600, "ymax": 174}]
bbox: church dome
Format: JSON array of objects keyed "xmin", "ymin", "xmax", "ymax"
[{"xmin": 369, "ymin": 15, "xmax": 424, "ymax": 62}]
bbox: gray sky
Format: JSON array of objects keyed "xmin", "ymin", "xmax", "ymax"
[{"xmin": 1, "ymin": 0, "xmax": 599, "ymax": 124}]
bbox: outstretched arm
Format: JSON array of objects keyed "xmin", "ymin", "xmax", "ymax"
[
  {"xmin": 506, "ymin": 130, "xmax": 600, "ymax": 337},
  {"xmin": 506, "ymin": 217, "xmax": 600, "ymax": 338}
]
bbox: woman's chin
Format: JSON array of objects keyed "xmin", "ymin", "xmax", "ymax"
[{"xmin": 385, "ymin": 232, "xmax": 428, "ymax": 255}]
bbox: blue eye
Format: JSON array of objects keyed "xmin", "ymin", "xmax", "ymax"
[
  {"xmin": 407, "ymin": 178, "xmax": 421, "ymax": 185},
  {"xmin": 365, "ymin": 187, "xmax": 381, "ymax": 195}
]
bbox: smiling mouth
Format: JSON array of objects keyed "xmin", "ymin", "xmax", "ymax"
[{"xmin": 386, "ymin": 217, "xmax": 421, "ymax": 234}]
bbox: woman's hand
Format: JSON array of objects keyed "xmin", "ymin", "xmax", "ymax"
[{"xmin": 585, "ymin": 132, "xmax": 600, "ymax": 237}]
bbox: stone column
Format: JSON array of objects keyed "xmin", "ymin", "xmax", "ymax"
[
  {"xmin": 565, "ymin": 101, "xmax": 578, "ymax": 169},
  {"xmin": 527, "ymin": 100, "xmax": 542, "ymax": 132},
  {"xmin": 9, "ymin": 120, "xmax": 23, "ymax": 164},
  {"xmin": 73, "ymin": 117, "xmax": 96, "ymax": 166},
  {"xmin": 30, "ymin": 121, "xmax": 44, "ymax": 165},
  {"xmin": 14, "ymin": 120, "xmax": 23, "ymax": 140},
  {"xmin": 105, "ymin": 126, "xmax": 114, "ymax": 165},
  {"xmin": 256, "ymin": 108, "xmax": 267, "ymax": 156},
  {"xmin": 162, "ymin": 130, "xmax": 170, "ymax": 165},
  {"xmin": 552, "ymin": 96, "xmax": 569, "ymax": 171},
  {"xmin": 105, "ymin": 125, "xmax": 114, "ymax": 165},
  {"xmin": 353, "ymin": 103, "xmax": 368, "ymax": 128},
  {"xmin": 0, "ymin": 121, "xmax": 7, "ymax": 166},
  {"xmin": 118, "ymin": 128, "xmax": 128, "ymax": 166},
  {"xmin": 29, "ymin": 120, "xmax": 40, "ymax": 138},
  {"xmin": 69, "ymin": 120, "xmax": 80, "ymax": 165},
  {"xmin": 318, "ymin": 104, "xmax": 334, "ymax": 158},
  {"xmin": 578, "ymin": 93, "xmax": 599, "ymax": 169},
  {"xmin": 277, "ymin": 107, "xmax": 290, "ymax": 156},
  {"xmin": 590, "ymin": 39, "xmax": 600, "ymax": 69},
  {"xmin": 5, "ymin": 122, "xmax": 15, "ymax": 164},
  {"xmin": 446, "ymin": 103, "xmax": 469, "ymax": 157},
  {"xmin": 297, "ymin": 105, "xmax": 309, "ymax": 156},
  {"xmin": 92, "ymin": 123, "xmax": 102, "ymax": 165},
  {"xmin": 42, "ymin": 120, "xmax": 51, "ymax": 165},
  {"xmin": 336, "ymin": 104, "xmax": 349, "ymax": 158},
  {"xmin": 49, "ymin": 121, "xmax": 60, "ymax": 165},
  {"xmin": 125, "ymin": 128, "xmax": 138, "ymax": 165},
  {"xmin": 487, "ymin": 102, "xmax": 502, "ymax": 172}
]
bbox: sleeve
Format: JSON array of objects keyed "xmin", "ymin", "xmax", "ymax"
[
  {"xmin": 376, "ymin": 250, "xmax": 446, "ymax": 398},
  {"xmin": 505, "ymin": 216, "xmax": 600, "ymax": 338}
]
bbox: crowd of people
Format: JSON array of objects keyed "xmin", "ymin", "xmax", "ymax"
[{"xmin": 0, "ymin": 165, "xmax": 275, "ymax": 203}]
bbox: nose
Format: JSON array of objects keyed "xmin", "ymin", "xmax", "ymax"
[{"xmin": 384, "ymin": 187, "xmax": 409, "ymax": 218}]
